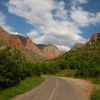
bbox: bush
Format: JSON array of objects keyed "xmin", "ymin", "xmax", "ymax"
[
  {"xmin": 32, "ymin": 64, "xmax": 42, "ymax": 76},
  {"xmin": 0, "ymin": 46, "xmax": 24, "ymax": 88},
  {"xmin": 57, "ymin": 60, "xmax": 69, "ymax": 70},
  {"xmin": 91, "ymin": 89, "xmax": 100, "ymax": 100},
  {"xmin": 75, "ymin": 65, "xmax": 100, "ymax": 78},
  {"xmin": 0, "ymin": 46, "xmax": 42, "ymax": 89},
  {"xmin": 40, "ymin": 61, "xmax": 59, "ymax": 74}
]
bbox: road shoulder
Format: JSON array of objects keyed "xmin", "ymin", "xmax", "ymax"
[{"xmin": 59, "ymin": 77, "xmax": 94, "ymax": 99}]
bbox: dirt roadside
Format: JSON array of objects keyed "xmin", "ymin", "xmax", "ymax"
[{"xmin": 61, "ymin": 77, "xmax": 94, "ymax": 99}]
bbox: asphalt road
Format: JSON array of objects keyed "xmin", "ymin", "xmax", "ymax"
[{"xmin": 13, "ymin": 76, "xmax": 89, "ymax": 100}]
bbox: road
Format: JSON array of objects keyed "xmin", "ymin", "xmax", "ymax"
[{"xmin": 13, "ymin": 76, "xmax": 89, "ymax": 100}]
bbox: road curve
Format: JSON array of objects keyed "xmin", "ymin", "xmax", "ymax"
[{"xmin": 13, "ymin": 76, "xmax": 89, "ymax": 100}]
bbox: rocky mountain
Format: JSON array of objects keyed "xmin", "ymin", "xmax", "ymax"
[
  {"xmin": 71, "ymin": 33, "xmax": 100, "ymax": 50},
  {"xmin": 87, "ymin": 33, "xmax": 100, "ymax": 45},
  {"xmin": 0, "ymin": 27, "xmax": 61, "ymax": 61},
  {"xmin": 57, "ymin": 32, "xmax": 100, "ymax": 69},
  {"xmin": 37, "ymin": 44, "xmax": 61, "ymax": 59},
  {"xmin": 71, "ymin": 43, "xmax": 85, "ymax": 50}
]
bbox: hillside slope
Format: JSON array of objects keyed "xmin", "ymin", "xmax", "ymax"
[
  {"xmin": 58, "ymin": 33, "xmax": 100, "ymax": 65},
  {"xmin": 0, "ymin": 27, "xmax": 61, "ymax": 61},
  {"xmin": 55, "ymin": 33, "xmax": 100, "ymax": 78}
]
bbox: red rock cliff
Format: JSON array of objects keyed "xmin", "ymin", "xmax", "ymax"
[
  {"xmin": 0, "ymin": 27, "xmax": 61, "ymax": 59},
  {"xmin": 87, "ymin": 33, "xmax": 100, "ymax": 44}
]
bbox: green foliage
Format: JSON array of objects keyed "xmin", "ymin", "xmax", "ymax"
[
  {"xmin": 0, "ymin": 77, "xmax": 45, "ymax": 100},
  {"xmin": 91, "ymin": 89, "xmax": 100, "ymax": 100},
  {"xmin": 57, "ymin": 59, "xmax": 70, "ymax": 69},
  {"xmin": 0, "ymin": 42, "xmax": 100, "ymax": 89},
  {"xmin": 0, "ymin": 46, "xmax": 42, "ymax": 89},
  {"xmin": 0, "ymin": 46, "xmax": 24, "ymax": 88},
  {"xmin": 32, "ymin": 63, "xmax": 42, "ymax": 76},
  {"xmin": 40, "ymin": 61, "xmax": 59, "ymax": 74},
  {"xmin": 54, "ymin": 70, "xmax": 77, "ymax": 77},
  {"xmin": 56, "ymin": 44, "xmax": 100, "ymax": 78}
]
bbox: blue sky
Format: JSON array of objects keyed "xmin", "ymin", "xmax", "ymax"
[{"xmin": 0, "ymin": 0, "xmax": 100, "ymax": 50}]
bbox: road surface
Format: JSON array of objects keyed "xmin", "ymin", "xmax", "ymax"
[{"xmin": 13, "ymin": 76, "xmax": 89, "ymax": 100}]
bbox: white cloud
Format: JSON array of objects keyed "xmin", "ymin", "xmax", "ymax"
[
  {"xmin": 71, "ymin": 7, "xmax": 100, "ymax": 27},
  {"xmin": 10, "ymin": 31, "xmax": 21, "ymax": 35},
  {"xmin": 27, "ymin": 30, "xmax": 40, "ymax": 39},
  {"xmin": 55, "ymin": 45, "xmax": 71, "ymax": 51},
  {"xmin": 6, "ymin": 0, "xmax": 100, "ymax": 51}
]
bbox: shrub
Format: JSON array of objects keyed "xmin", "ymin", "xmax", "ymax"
[{"xmin": 0, "ymin": 46, "xmax": 24, "ymax": 88}]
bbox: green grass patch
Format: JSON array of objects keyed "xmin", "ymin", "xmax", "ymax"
[
  {"xmin": 82, "ymin": 78, "xmax": 100, "ymax": 84},
  {"xmin": 91, "ymin": 89, "xmax": 100, "ymax": 100},
  {"xmin": 54, "ymin": 69, "xmax": 76, "ymax": 77},
  {"xmin": 90, "ymin": 78, "xmax": 100, "ymax": 100},
  {"xmin": 0, "ymin": 76, "xmax": 45, "ymax": 100},
  {"xmin": 92, "ymin": 78, "xmax": 100, "ymax": 84}
]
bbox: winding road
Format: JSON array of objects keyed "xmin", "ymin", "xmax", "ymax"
[{"xmin": 13, "ymin": 76, "xmax": 89, "ymax": 100}]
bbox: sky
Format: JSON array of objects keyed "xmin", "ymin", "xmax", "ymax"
[{"xmin": 0, "ymin": 0, "xmax": 100, "ymax": 51}]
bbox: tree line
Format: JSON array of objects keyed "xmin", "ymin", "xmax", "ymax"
[{"xmin": 0, "ymin": 44, "xmax": 100, "ymax": 89}]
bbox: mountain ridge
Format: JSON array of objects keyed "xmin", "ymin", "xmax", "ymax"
[
  {"xmin": 0, "ymin": 27, "xmax": 61, "ymax": 61},
  {"xmin": 71, "ymin": 33, "xmax": 100, "ymax": 50}
]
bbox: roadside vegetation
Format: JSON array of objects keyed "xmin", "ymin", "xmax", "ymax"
[
  {"xmin": 39, "ymin": 44, "xmax": 100, "ymax": 100},
  {"xmin": 0, "ymin": 45, "xmax": 45, "ymax": 99},
  {"xmin": 0, "ymin": 42, "xmax": 100, "ymax": 99},
  {"xmin": 91, "ymin": 89, "xmax": 100, "ymax": 100},
  {"xmin": 0, "ymin": 76, "xmax": 44, "ymax": 100},
  {"xmin": 0, "ymin": 46, "xmax": 42, "ymax": 89},
  {"xmin": 54, "ymin": 69, "xmax": 76, "ymax": 77}
]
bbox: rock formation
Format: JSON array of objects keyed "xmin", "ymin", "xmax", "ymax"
[
  {"xmin": 0, "ymin": 27, "xmax": 61, "ymax": 60},
  {"xmin": 71, "ymin": 43, "xmax": 85, "ymax": 50},
  {"xmin": 87, "ymin": 33, "xmax": 100, "ymax": 45},
  {"xmin": 38, "ymin": 44, "xmax": 61, "ymax": 59}
]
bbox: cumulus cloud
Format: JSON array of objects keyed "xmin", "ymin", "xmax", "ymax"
[
  {"xmin": 6, "ymin": 0, "xmax": 100, "ymax": 51},
  {"xmin": 71, "ymin": 7, "xmax": 100, "ymax": 27},
  {"xmin": 27, "ymin": 30, "xmax": 41, "ymax": 39}
]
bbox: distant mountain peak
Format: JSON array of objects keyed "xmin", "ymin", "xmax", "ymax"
[
  {"xmin": 71, "ymin": 43, "xmax": 85, "ymax": 50},
  {"xmin": 37, "ymin": 44, "xmax": 61, "ymax": 59},
  {"xmin": 87, "ymin": 33, "xmax": 100, "ymax": 44}
]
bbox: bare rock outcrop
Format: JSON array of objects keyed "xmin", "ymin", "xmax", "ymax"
[
  {"xmin": 87, "ymin": 33, "xmax": 100, "ymax": 45},
  {"xmin": 0, "ymin": 27, "xmax": 61, "ymax": 60},
  {"xmin": 71, "ymin": 43, "xmax": 85, "ymax": 50}
]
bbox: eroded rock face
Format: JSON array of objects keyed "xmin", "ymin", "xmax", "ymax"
[
  {"xmin": 71, "ymin": 33, "xmax": 100, "ymax": 51},
  {"xmin": 87, "ymin": 33, "xmax": 100, "ymax": 44},
  {"xmin": 0, "ymin": 28, "xmax": 41, "ymax": 54},
  {"xmin": 37, "ymin": 44, "xmax": 61, "ymax": 59},
  {"xmin": 0, "ymin": 27, "xmax": 61, "ymax": 60},
  {"xmin": 71, "ymin": 43, "xmax": 85, "ymax": 50},
  {"xmin": 42, "ymin": 44, "xmax": 61, "ymax": 59},
  {"xmin": 0, "ymin": 27, "xmax": 11, "ymax": 42}
]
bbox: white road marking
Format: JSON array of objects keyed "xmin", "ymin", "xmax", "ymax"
[{"xmin": 48, "ymin": 78, "xmax": 59, "ymax": 100}]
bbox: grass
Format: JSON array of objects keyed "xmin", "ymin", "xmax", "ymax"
[
  {"xmin": 92, "ymin": 78, "xmax": 100, "ymax": 84},
  {"xmin": 90, "ymin": 78, "xmax": 100, "ymax": 100},
  {"xmin": 83, "ymin": 78, "xmax": 100, "ymax": 84},
  {"xmin": 0, "ymin": 76, "xmax": 45, "ymax": 100},
  {"xmin": 91, "ymin": 89, "xmax": 100, "ymax": 100},
  {"xmin": 54, "ymin": 69, "xmax": 76, "ymax": 77},
  {"xmin": 54, "ymin": 70, "xmax": 100, "ymax": 84},
  {"xmin": 81, "ymin": 77, "xmax": 100, "ymax": 100}
]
